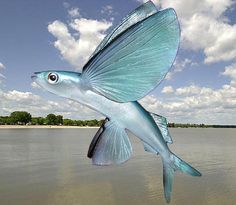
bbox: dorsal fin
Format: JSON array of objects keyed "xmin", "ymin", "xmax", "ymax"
[{"xmin": 150, "ymin": 112, "xmax": 173, "ymax": 144}]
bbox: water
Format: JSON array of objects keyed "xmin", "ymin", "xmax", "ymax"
[{"xmin": 0, "ymin": 128, "xmax": 235, "ymax": 205}]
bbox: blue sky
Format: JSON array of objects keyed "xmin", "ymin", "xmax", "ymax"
[{"xmin": 0, "ymin": 0, "xmax": 236, "ymax": 124}]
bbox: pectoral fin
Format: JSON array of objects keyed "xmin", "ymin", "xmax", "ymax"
[
  {"xmin": 88, "ymin": 1, "xmax": 157, "ymax": 61},
  {"xmin": 82, "ymin": 8, "xmax": 180, "ymax": 103}
]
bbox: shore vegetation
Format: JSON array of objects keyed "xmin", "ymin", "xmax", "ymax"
[{"xmin": 0, "ymin": 111, "xmax": 235, "ymax": 128}]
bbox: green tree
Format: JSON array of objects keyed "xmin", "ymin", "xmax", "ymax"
[
  {"xmin": 75, "ymin": 120, "xmax": 83, "ymax": 126},
  {"xmin": 55, "ymin": 115, "xmax": 63, "ymax": 125},
  {"xmin": 37, "ymin": 117, "xmax": 46, "ymax": 125},
  {"xmin": 31, "ymin": 117, "xmax": 45, "ymax": 125},
  {"xmin": 46, "ymin": 114, "xmax": 57, "ymax": 125},
  {"xmin": 63, "ymin": 119, "xmax": 74, "ymax": 126},
  {"xmin": 10, "ymin": 111, "xmax": 32, "ymax": 125}
]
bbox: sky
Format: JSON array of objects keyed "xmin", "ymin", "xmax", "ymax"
[{"xmin": 0, "ymin": 0, "xmax": 236, "ymax": 124}]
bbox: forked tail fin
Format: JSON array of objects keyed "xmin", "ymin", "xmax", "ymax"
[{"xmin": 162, "ymin": 153, "xmax": 201, "ymax": 203}]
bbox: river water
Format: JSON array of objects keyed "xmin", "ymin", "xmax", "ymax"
[{"xmin": 0, "ymin": 128, "xmax": 235, "ymax": 205}]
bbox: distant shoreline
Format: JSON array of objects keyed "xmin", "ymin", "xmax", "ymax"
[
  {"xmin": 0, "ymin": 125, "xmax": 235, "ymax": 129},
  {"xmin": 0, "ymin": 125, "xmax": 99, "ymax": 129}
]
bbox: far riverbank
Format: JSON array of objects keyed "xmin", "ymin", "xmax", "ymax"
[
  {"xmin": 0, "ymin": 125, "xmax": 235, "ymax": 129},
  {"xmin": 0, "ymin": 125, "xmax": 99, "ymax": 129}
]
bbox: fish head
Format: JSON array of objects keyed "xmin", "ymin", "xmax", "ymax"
[{"xmin": 31, "ymin": 70, "xmax": 81, "ymax": 98}]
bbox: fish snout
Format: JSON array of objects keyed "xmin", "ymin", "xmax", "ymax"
[
  {"xmin": 31, "ymin": 72, "xmax": 41, "ymax": 80},
  {"xmin": 31, "ymin": 75, "xmax": 37, "ymax": 80}
]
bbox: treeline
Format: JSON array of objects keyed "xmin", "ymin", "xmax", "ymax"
[
  {"xmin": 0, "ymin": 111, "xmax": 235, "ymax": 128},
  {"xmin": 168, "ymin": 123, "xmax": 207, "ymax": 128},
  {"xmin": 0, "ymin": 111, "xmax": 103, "ymax": 127},
  {"xmin": 168, "ymin": 123, "xmax": 236, "ymax": 128}
]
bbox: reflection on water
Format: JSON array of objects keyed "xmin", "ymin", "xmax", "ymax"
[{"xmin": 0, "ymin": 128, "xmax": 235, "ymax": 205}]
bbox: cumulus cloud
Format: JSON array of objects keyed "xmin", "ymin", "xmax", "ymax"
[
  {"xmin": 0, "ymin": 90, "xmax": 102, "ymax": 119},
  {"xmin": 162, "ymin": 86, "xmax": 174, "ymax": 94},
  {"xmin": 68, "ymin": 7, "xmax": 80, "ymax": 18},
  {"xmin": 138, "ymin": 0, "xmax": 236, "ymax": 64},
  {"xmin": 222, "ymin": 63, "xmax": 236, "ymax": 81},
  {"xmin": 175, "ymin": 85, "xmax": 201, "ymax": 96},
  {"xmin": 166, "ymin": 58, "xmax": 196, "ymax": 79},
  {"xmin": 0, "ymin": 62, "xmax": 5, "ymax": 70},
  {"xmin": 140, "ymin": 62, "xmax": 236, "ymax": 124},
  {"xmin": 48, "ymin": 8, "xmax": 112, "ymax": 70}
]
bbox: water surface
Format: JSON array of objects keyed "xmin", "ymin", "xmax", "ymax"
[{"xmin": 0, "ymin": 128, "xmax": 235, "ymax": 205}]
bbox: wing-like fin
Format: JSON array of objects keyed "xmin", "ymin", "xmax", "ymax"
[
  {"xmin": 88, "ymin": 119, "xmax": 132, "ymax": 165},
  {"xmin": 89, "ymin": 1, "xmax": 157, "ymax": 60},
  {"xmin": 82, "ymin": 8, "xmax": 180, "ymax": 103},
  {"xmin": 150, "ymin": 112, "xmax": 173, "ymax": 144},
  {"xmin": 142, "ymin": 141, "xmax": 159, "ymax": 154}
]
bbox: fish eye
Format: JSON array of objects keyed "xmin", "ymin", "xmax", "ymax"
[{"xmin": 47, "ymin": 72, "xmax": 59, "ymax": 84}]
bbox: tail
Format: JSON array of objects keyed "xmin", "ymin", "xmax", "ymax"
[{"xmin": 162, "ymin": 153, "xmax": 201, "ymax": 203}]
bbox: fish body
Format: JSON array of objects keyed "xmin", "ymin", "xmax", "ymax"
[{"xmin": 32, "ymin": 1, "xmax": 201, "ymax": 203}]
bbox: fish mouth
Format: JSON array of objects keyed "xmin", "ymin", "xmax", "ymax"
[
  {"xmin": 31, "ymin": 72, "xmax": 41, "ymax": 80},
  {"xmin": 31, "ymin": 75, "xmax": 37, "ymax": 80}
]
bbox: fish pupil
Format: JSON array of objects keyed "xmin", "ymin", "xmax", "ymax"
[
  {"xmin": 48, "ymin": 73, "xmax": 58, "ymax": 83},
  {"xmin": 50, "ymin": 75, "xmax": 56, "ymax": 81}
]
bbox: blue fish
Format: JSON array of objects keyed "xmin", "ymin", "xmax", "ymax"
[{"xmin": 31, "ymin": 1, "xmax": 201, "ymax": 203}]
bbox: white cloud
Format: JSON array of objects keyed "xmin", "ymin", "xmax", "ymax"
[
  {"xmin": 182, "ymin": 14, "xmax": 236, "ymax": 64},
  {"xmin": 68, "ymin": 7, "xmax": 80, "ymax": 18},
  {"xmin": 31, "ymin": 82, "xmax": 41, "ymax": 89},
  {"xmin": 0, "ymin": 90, "xmax": 102, "ymax": 119},
  {"xmin": 101, "ymin": 5, "xmax": 113, "ymax": 15},
  {"xmin": 138, "ymin": 0, "xmax": 236, "ymax": 64},
  {"xmin": 48, "ymin": 10, "xmax": 112, "ymax": 70},
  {"xmin": 222, "ymin": 63, "xmax": 236, "ymax": 81},
  {"xmin": 166, "ymin": 58, "xmax": 195, "ymax": 79},
  {"xmin": 0, "ymin": 62, "xmax": 5, "ymax": 70},
  {"xmin": 162, "ymin": 86, "xmax": 174, "ymax": 94},
  {"xmin": 140, "ymin": 62, "xmax": 236, "ymax": 124},
  {"xmin": 175, "ymin": 85, "xmax": 201, "ymax": 96}
]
